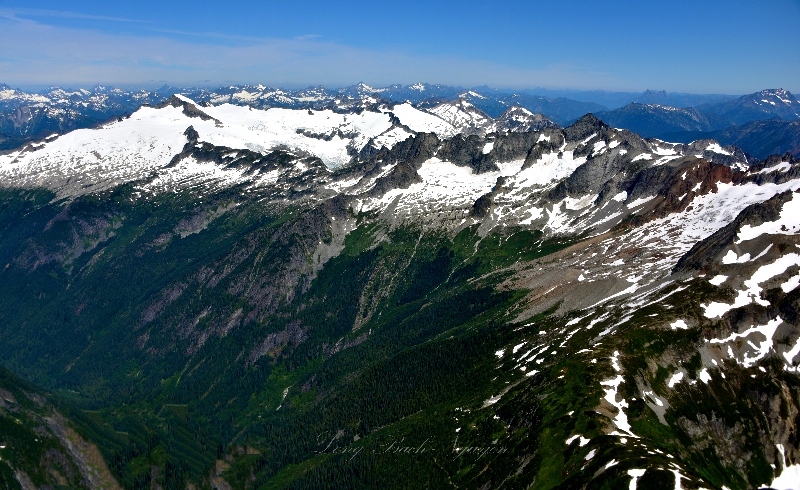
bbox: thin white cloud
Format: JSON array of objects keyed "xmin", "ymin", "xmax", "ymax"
[
  {"xmin": 0, "ymin": 7, "xmax": 149, "ymax": 24},
  {"xmin": 143, "ymin": 27, "xmax": 271, "ymax": 43},
  {"xmin": 0, "ymin": 15, "xmax": 619, "ymax": 90}
]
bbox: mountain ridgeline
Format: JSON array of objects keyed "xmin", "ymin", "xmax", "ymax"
[
  {"xmin": 1, "ymin": 92, "xmax": 800, "ymax": 489},
  {"xmin": 595, "ymin": 89, "xmax": 800, "ymax": 158},
  {"xmin": 2, "ymin": 82, "xmax": 799, "ymax": 159}
]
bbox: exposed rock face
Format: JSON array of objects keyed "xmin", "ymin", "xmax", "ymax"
[
  {"xmin": 0, "ymin": 106, "xmax": 96, "ymax": 137},
  {"xmin": 155, "ymin": 95, "xmax": 223, "ymax": 126},
  {"xmin": 0, "ymin": 369, "xmax": 121, "ymax": 490},
  {"xmin": 248, "ymin": 320, "xmax": 308, "ymax": 365},
  {"xmin": 562, "ymin": 113, "xmax": 607, "ymax": 142},
  {"xmin": 375, "ymin": 131, "xmax": 441, "ymax": 169},
  {"xmin": 470, "ymin": 177, "xmax": 506, "ymax": 218},
  {"xmin": 366, "ymin": 162, "xmax": 422, "ymax": 197},
  {"xmin": 12, "ymin": 203, "xmax": 121, "ymax": 272}
]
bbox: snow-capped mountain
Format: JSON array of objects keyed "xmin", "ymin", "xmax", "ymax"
[
  {"xmin": 0, "ymin": 95, "xmax": 738, "ymax": 200},
  {"xmin": 0, "ymin": 83, "xmax": 53, "ymax": 107},
  {"xmin": 0, "ymin": 83, "xmax": 563, "ymax": 148},
  {"xmin": 494, "ymin": 106, "xmax": 559, "ymax": 133},
  {"xmin": 3, "ymin": 82, "xmax": 796, "ymax": 159},
  {"xmin": 0, "ymin": 83, "xmax": 166, "ymax": 150},
  {"xmin": 0, "ymin": 95, "xmax": 568, "ymax": 199},
  {"xmin": 337, "ymin": 82, "xmax": 464, "ymax": 102},
  {"xmin": 3, "ymin": 90, "xmax": 800, "ymax": 489},
  {"xmin": 418, "ymin": 98, "xmax": 495, "ymax": 135},
  {"xmin": 0, "ymin": 83, "xmax": 162, "ymax": 116},
  {"xmin": 700, "ymin": 88, "xmax": 800, "ymax": 125}
]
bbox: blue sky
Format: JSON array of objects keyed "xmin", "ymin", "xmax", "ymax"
[{"xmin": 0, "ymin": 0, "xmax": 798, "ymax": 93}]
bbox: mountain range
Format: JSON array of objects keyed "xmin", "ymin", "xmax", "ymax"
[
  {"xmin": 595, "ymin": 89, "xmax": 800, "ymax": 158},
  {"xmin": 662, "ymin": 119, "xmax": 800, "ymax": 160},
  {"xmin": 1, "ymin": 90, "xmax": 800, "ymax": 488},
  {"xmin": 2, "ymin": 83, "xmax": 799, "ymax": 162}
]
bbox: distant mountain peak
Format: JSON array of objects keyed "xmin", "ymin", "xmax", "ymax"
[
  {"xmin": 459, "ymin": 90, "xmax": 487, "ymax": 99},
  {"xmin": 698, "ymin": 88, "xmax": 800, "ymax": 124},
  {"xmin": 635, "ymin": 89, "xmax": 670, "ymax": 105},
  {"xmin": 494, "ymin": 106, "xmax": 558, "ymax": 132},
  {"xmin": 501, "ymin": 105, "xmax": 533, "ymax": 116},
  {"xmin": 339, "ymin": 82, "xmax": 387, "ymax": 96},
  {"xmin": 758, "ymin": 88, "xmax": 798, "ymax": 104}
]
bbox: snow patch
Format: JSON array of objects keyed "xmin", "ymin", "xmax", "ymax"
[
  {"xmin": 706, "ymin": 143, "xmax": 731, "ymax": 155},
  {"xmin": 565, "ymin": 194, "xmax": 598, "ymax": 211},
  {"xmin": 782, "ymin": 273, "xmax": 800, "ymax": 293},
  {"xmin": 667, "ymin": 371, "xmax": 684, "ymax": 388},
  {"xmin": 704, "ymin": 255, "xmax": 800, "ymax": 318},
  {"xmin": 626, "ymin": 195, "xmax": 656, "ymax": 209},
  {"xmin": 771, "ymin": 444, "xmax": 800, "ymax": 490},
  {"xmin": 737, "ymin": 193, "xmax": 800, "ymax": 243},
  {"xmin": 709, "ymin": 275, "xmax": 728, "ymax": 286},
  {"xmin": 757, "ymin": 162, "xmax": 791, "ymax": 174},
  {"xmin": 670, "ymin": 319, "xmax": 689, "ymax": 330},
  {"xmin": 707, "ymin": 317, "xmax": 782, "ymax": 368},
  {"xmin": 628, "ymin": 469, "xmax": 646, "ymax": 490},
  {"xmin": 600, "ymin": 374, "xmax": 636, "ymax": 436},
  {"xmin": 722, "ymin": 250, "xmax": 751, "ymax": 264}
]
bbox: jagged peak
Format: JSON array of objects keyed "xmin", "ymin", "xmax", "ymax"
[
  {"xmin": 571, "ymin": 113, "xmax": 604, "ymax": 125},
  {"xmin": 563, "ymin": 113, "xmax": 607, "ymax": 141},
  {"xmin": 154, "ymin": 95, "xmax": 221, "ymax": 124}
]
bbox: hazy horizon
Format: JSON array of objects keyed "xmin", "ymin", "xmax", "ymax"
[
  {"xmin": 0, "ymin": 0, "xmax": 798, "ymax": 94},
  {"xmin": 0, "ymin": 81, "xmax": 759, "ymax": 96}
]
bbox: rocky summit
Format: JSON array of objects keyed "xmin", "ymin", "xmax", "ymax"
[{"xmin": 1, "ymin": 92, "xmax": 800, "ymax": 489}]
